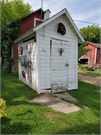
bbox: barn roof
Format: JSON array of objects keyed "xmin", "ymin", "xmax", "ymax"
[
  {"xmin": 14, "ymin": 8, "xmax": 84, "ymax": 43},
  {"xmin": 86, "ymin": 41, "xmax": 101, "ymax": 48}
]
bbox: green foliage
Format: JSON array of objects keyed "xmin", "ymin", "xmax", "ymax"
[
  {"xmin": 78, "ymin": 42, "xmax": 91, "ymax": 59},
  {"xmin": 1, "ymin": 0, "xmax": 33, "ymax": 73},
  {"xmin": 78, "ymin": 64, "xmax": 101, "ymax": 76},
  {"xmin": 2, "ymin": 58, "xmax": 14, "ymax": 73},
  {"xmin": 78, "ymin": 64, "xmax": 93, "ymax": 70},
  {"xmin": 1, "ymin": 0, "xmax": 33, "ymax": 27},
  {"xmin": 1, "ymin": 19, "xmax": 21, "ymax": 72},
  {"xmin": 0, "ymin": 98, "xmax": 6, "ymax": 118},
  {"xmin": 80, "ymin": 25, "xmax": 100, "ymax": 43}
]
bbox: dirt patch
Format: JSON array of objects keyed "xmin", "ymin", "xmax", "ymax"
[
  {"xmin": 44, "ymin": 112, "xmax": 61, "ymax": 119},
  {"xmin": 78, "ymin": 69, "xmax": 101, "ymax": 86},
  {"xmin": 39, "ymin": 93, "xmax": 58, "ymax": 98}
]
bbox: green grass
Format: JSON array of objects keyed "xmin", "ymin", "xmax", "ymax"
[
  {"xmin": 1, "ymin": 71, "xmax": 100, "ymax": 134},
  {"xmin": 82, "ymin": 70, "xmax": 101, "ymax": 76}
]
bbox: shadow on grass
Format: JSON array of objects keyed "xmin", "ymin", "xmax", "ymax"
[
  {"xmin": 54, "ymin": 122, "xmax": 100, "ymax": 134},
  {"xmin": 1, "ymin": 117, "xmax": 31, "ymax": 134},
  {"xmin": 1, "ymin": 75, "xmax": 38, "ymax": 106},
  {"xmin": 16, "ymin": 110, "xmax": 33, "ymax": 117}
]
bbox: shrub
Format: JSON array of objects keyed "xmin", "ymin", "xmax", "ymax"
[
  {"xmin": 0, "ymin": 98, "xmax": 6, "ymax": 118},
  {"xmin": 2, "ymin": 57, "xmax": 14, "ymax": 73}
]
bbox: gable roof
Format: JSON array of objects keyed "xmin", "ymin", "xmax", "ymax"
[
  {"xmin": 14, "ymin": 8, "xmax": 84, "ymax": 43},
  {"xmin": 86, "ymin": 41, "xmax": 101, "ymax": 48}
]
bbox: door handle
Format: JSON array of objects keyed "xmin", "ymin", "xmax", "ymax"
[{"xmin": 65, "ymin": 63, "xmax": 69, "ymax": 66}]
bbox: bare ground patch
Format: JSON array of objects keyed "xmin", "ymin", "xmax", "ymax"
[
  {"xmin": 44, "ymin": 112, "xmax": 61, "ymax": 119},
  {"xmin": 39, "ymin": 93, "xmax": 58, "ymax": 98}
]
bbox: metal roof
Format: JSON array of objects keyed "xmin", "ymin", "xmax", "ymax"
[{"xmin": 86, "ymin": 41, "xmax": 101, "ymax": 48}]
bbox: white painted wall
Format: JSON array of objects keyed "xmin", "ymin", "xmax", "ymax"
[
  {"xmin": 18, "ymin": 39, "xmax": 38, "ymax": 92},
  {"xmin": 38, "ymin": 15, "xmax": 77, "ymax": 93}
]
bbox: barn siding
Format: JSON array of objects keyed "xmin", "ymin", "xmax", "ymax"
[
  {"xmin": 12, "ymin": 10, "xmax": 44, "ymax": 61},
  {"xmin": 80, "ymin": 44, "xmax": 96, "ymax": 64},
  {"xmin": 38, "ymin": 15, "xmax": 77, "ymax": 92},
  {"xmin": 96, "ymin": 48, "xmax": 100, "ymax": 64},
  {"xmin": 18, "ymin": 39, "xmax": 37, "ymax": 92}
]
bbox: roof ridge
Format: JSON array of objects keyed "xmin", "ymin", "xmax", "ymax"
[{"xmin": 86, "ymin": 41, "xmax": 101, "ymax": 48}]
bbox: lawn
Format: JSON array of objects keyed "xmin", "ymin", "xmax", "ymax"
[
  {"xmin": 82, "ymin": 70, "xmax": 101, "ymax": 76},
  {"xmin": 1, "ymin": 71, "xmax": 100, "ymax": 134}
]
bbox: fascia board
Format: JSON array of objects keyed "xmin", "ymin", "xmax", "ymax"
[
  {"xmin": 65, "ymin": 10, "xmax": 84, "ymax": 43},
  {"xmin": 14, "ymin": 29, "xmax": 34, "ymax": 43}
]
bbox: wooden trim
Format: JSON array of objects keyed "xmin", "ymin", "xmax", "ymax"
[
  {"xmin": 33, "ymin": 9, "xmax": 66, "ymax": 31},
  {"xmin": 51, "ymin": 37, "xmax": 68, "ymax": 42},
  {"xmin": 34, "ymin": 18, "xmax": 44, "ymax": 27},
  {"xmin": 14, "ymin": 29, "xmax": 34, "ymax": 43},
  {"xmin": 36, "ymin": 30, "xmax": 41, "ymax": 94},
  {"xmin": 94, "ymin": 48, "xmax": 97, "ymax": 64},
  {"xmin": 65, "ymin": 11, "xmax": 84, "ymax": 43},
  {"xmin": 23, "ymin": 36, "xmax": 35, "ymax": 43},
  {"xmin": 76, "ymin": 37, "xmax": 78, "ymax": 89}
]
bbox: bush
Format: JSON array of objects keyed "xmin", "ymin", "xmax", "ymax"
[
  {"xmin": 78, "ymin": 64, "xmax": 96, "ymax": 71},
  {"xmin": 2, "ymin": 57, "xmax": 14, "ymax": 73},
  {"xmin": 0, "ymin": 98, "xmax": 6, "ymax": 118}
]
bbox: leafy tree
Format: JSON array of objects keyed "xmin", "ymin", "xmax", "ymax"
[
  {"xmin": 1, "ymin": 0, "xmax": 33, "ymax": 72},
  {"xmin": 1, "ymin": 0, "xmax": 33, "ymax": 27},
  {"xmin": 1, "ymin": 20, "xmax": 21, "ymax": 72},
  {"xmin": 78, "ymin": 42, "xmax": 91, "ymax": 60},
  {"xmin": 80, "ymin": 25, "xmax": 100, "ymax": 43}
]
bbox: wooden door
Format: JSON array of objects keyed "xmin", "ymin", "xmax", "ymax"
[{"xmin": 50, "ymin": 39, "xmax": 69, "ymax": 92}]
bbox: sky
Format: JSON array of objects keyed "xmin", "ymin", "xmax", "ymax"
[{"xmin": 23, "ymin": 0, "xmax": 101, "ymax": 30}]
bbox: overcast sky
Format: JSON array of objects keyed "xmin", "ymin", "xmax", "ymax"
[{"xmin": 23, "ymin": 0, "xmax": 101, "ymax": 29}]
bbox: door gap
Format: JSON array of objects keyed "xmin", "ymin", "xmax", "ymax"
[{"xmin": 42, "ymin": 88, "xmax": 51, "ymax": 90}]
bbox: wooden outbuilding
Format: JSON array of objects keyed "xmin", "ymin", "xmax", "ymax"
[
  {"xmin": 79, "ymin": 41, "xmax": 101, "ymax": 65},
  {"xmin": 14, "ymin": 8, "xmax": 84, "ymax": 94}
]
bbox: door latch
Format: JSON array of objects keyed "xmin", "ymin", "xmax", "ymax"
[{"xmin": 65, "ymin": 63, "xmax": 69, "ymax": 66}]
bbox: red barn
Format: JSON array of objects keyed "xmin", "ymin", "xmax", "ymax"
[
  {"xmin": 12, "ymin": 8, "xmax": 51, "ymax": 73},
  {"xmin": 79, "ymin": 41, "xmax": 101, "ymax": 65}
]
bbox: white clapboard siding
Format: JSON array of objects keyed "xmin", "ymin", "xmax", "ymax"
[
  {"xmin": 38, "ymin": 15, "xmax": 77, "ymax": 93},
  {"xmin": 40, "ymin": 56, "xmax": 50, "ymax": 60},
  {"xmin": 38, "ymin": 35, "xmax": 51, "ymax": 90},
  {"xmin": 40, "ymin": 48, "xmax": 50, "ymax": 53},
  {"xmin": 39, "ymin": 39, "xmax": 50, "ymax": 45},
  {"xmin": 40, "ymin": 70, "xmax": 50, "ymax": 75},
  {"xmin": 67, "ymin": 41, "xmax": 76, "ymax": 90},
  {"xmin": 45, "ymin": 15, "xmax": 76, "ymax": 36},
  {"xmin": 40, "ymin": 59, "xmax": 50, "ymax": 64},
  {"xmin": 18, "ymin": 40, "xmax": 37, "ymax": 92},
  {"xmin": 40, "ymin": 28, "xmax": 75, "ymax": 40}
]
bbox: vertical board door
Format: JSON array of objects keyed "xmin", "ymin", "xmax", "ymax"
[{"xmin": 50, "ymin": 39, "xmax": 69, "ymax": 92}]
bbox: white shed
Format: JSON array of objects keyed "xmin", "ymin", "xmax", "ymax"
[{"xmin": 14, "ymin": 8, "xmax": 84, "ymax": 94}]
